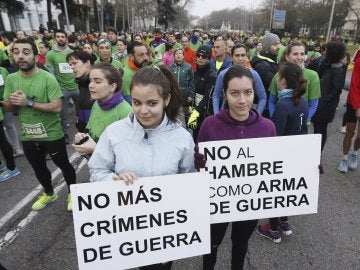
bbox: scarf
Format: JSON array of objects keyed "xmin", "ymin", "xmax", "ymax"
[
  {"xmin": 278, "ymin": 89, "xmax": 294, "ymax": 100},
  {"xmin": 97, "ymin": 92, "xmax": 124, "ymax": 110},
  {"xmin": 127, "ymin": 58, "xmax": 140, "ymax": 72}
]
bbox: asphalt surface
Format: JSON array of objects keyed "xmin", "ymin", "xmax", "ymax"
[{"xmin": 0, "ymin": 88, "xmax": 359, "ymax": 270}]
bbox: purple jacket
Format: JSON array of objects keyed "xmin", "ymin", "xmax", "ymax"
[{"xmin": 198, "ymin": 109, "xmax": 276, "ymax": 143}]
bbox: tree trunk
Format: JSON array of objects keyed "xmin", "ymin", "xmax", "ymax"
[{"xmin": 46, "ymin": 0, "xmax": 53, "ymax": 29}]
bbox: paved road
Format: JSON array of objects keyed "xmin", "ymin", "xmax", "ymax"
[{"xmin": 0, "ymin": 89, "xmax": 359, "ymax": 270}]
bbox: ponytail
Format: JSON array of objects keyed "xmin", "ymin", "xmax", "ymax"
[{"xmin": 278, "ymin": 62, "xmax": 307, "ymax": 105}]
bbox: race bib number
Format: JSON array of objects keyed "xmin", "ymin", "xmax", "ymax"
[
  {"xmin": 22, "ymin": 123, "xmax": 48, "ymax": 139},
  {"xmin": 0, "ymin": 75, "xmax": 4, "ymax": 86},
  {"xmin": 59, "ymin": 63, "xmax": 73, "ymax": 74}
]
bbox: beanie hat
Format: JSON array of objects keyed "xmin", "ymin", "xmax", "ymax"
[
  {"xmin": 197, "ymin": 45, "xmax": 212, "ymax": 59},
  {"xmin": 262, "ymin": 33, "xmax": 280, "ymax": 52}
]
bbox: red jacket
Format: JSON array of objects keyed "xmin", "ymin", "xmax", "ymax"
[
  {"xmin": 184, "ymin": 47, "xmax": 197, "ymax": 71},
  {"xmin": 347, "ymin": 57, "xmax": 360, "ymax": 109}
]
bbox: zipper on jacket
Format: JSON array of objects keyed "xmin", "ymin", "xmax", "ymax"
[{"xmin": 144, "ymin": 131, "xmax": 148, "ymax": 139}]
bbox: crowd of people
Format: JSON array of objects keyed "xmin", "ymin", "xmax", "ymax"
[{"xmin": 0, "ymin": 25, "xmax": 359, "ymax": 270}]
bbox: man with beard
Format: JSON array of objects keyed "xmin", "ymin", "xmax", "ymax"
[
  {"xmin": 121, "ymin": 41, "xmax": 149, "ymax": 104},
  {"xmin": 3, "ymin": 39, "xmax": 76, "ymax": 211},
  {"xmin": 46, "ymin": 29, "xmax": 79, "ymax": 142},
  {"xmin": 94, "ymin": 38, "xmax": 123, "ymax": 69},
  {"xmin": 251, "ymin": 32, "xmax": 280, "ymax": 117}
]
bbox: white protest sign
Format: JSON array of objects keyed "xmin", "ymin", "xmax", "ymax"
[
  {"xmin": 71, "ymin": 172, "xmax": 210, "ymax": 270},
  {"xmin": 199, "ymin": 134, "xmax": 321, "ymax": 224}
]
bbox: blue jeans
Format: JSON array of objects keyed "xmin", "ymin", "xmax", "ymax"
[{"xmin": 61, "ymin": 89, "xmax": 79, "ymax": 136}]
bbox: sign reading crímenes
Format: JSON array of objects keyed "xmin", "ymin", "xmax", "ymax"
[
  {"xmin": 199, "ymin": 134, "xmax": 321, "ymax": 224},
  {"xmin": 71, "ymin": 173, "xmax": 210, "ymax": 270}
]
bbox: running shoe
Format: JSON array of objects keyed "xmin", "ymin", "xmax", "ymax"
[
  {"xmin": 255, "ymin": 224, "xmax": 281, "ymax": 243},
  {"xmin": 348, "ymin": 151, "xmax": 358, "ymax": 170},
  {"xmin": 0, "ymin": 167, "xmax": 20, "ymax": 182},
  {"xmin": 67, "ymin": 193, "xmax": 72, "ymax": 212},
  {"xmin": 279, "ymin": 220, "xmax": 293, "ymax": 235},
  {"xmin": 338, "ymin": 158, "xmax": 348, "ymax": 173},
  {"xmin": 32, "ymin": 192, "xmax": 58, "ymax": 211}
]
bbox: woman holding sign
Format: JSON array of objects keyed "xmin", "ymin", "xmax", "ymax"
[
  {"xmin": 256, "ymin": 62, "xmax": 308, "ymax": 243},
  {"xmin": 197, "ymin": 65, "xmax": 276, "ymax": 270},
  {"xmin": 88, "ymin": 65, "xmax": 195, "ymax": 270}
]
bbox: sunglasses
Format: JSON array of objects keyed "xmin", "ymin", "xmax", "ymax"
[{"xmin": 196, "ymin": 53, "xmax": 208, "ymax": 59}]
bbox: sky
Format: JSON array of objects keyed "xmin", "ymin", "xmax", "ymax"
[{"xmin": 189, "ymin": 0, "xmax": 260, "ymax": 18}]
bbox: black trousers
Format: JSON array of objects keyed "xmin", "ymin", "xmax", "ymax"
[
  {"xmin": 203, "ymin": 220, "xmax": 258, "ymax": 270},
  {"xmin": 22, "ymin": 137, "xmax": 76, "ymax": 194},
  {"xmin": 313, "ymin": 121, "xmax": 329, "ymax": 152},
  {"xmin": 139, "ymin": 261, "xmax": 173, "ymax": 270},
  {"xmin": 0, "ymin": 120, "xmax": 16, "ymax": 170}
]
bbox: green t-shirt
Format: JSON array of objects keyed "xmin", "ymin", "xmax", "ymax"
[
  {"xmin": 0, "ymin": 49, "xmax": 9, "ymax": 66},
  {"xmin": 46, "ymin": 47, "xmax": 78, "ymax": 91},
  {"xmin": 122, "ymin": 64, "xmax": 136, "ymax": 97},
  {"xmin": 94, "ymin": 58, "xmax": 124, "ymax": 69},
  {"xmin": 4, "ymin": 70, "xmax": 64, "ymax": 141},
  {"xmin": 269, "ymin": 68, "xmax": 321, "ymax": 101},
  {"xmin": 86, "ymin": 100, "xmax": 131, "ymax": 142},
  {"xmin": 0, "ymin": 67, "xmax": 9, "ymax": 121}
]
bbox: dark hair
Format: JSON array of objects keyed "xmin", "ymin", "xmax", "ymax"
[
  {"xmin": 278, "ymin": 62, "xmax": 307, "ymax": 105},
  {"xmin": 231, "ymin": 43, "xmax": 247, "ymax": 56},
  {"xmin": 324, "ymin": 41, "xmax": 346, "ymax": 64},
  {"xmin": 39, "ymin": 41, "xmax": 50, "ymax": 50},
  {"xmin": 91, "ymin": 62, "xmax": 122, "ymax": 92},
  {"xmin": 1, "ymin": 31, "xmax": 16, "ymax": 42},
  {"xmin": 54, "ymin": 29, "xmax": 67, "ymax": 38},
  {"xmin": 223, "ymin": 65, "xmax": 254, "ymax": 93},
  {"xmin": 12, "ymin": 38, "xmax": 38, "ymax": 55},
  {"xmin": 127, "ymin": 41, "xmax": 145, "ymax": 55},
  {"xmin": 66, "ymin": 50, "xmax": 96, "ymax": 64},
  {"xmin": 106, "ymin": 27, "xmax": 117, "ymax": 34},
  {"xmin": 165, "ymin": 41, "xmax": 174, "ymax": 51},
  {"xmin": 68, "ymin": 34, "xmax": 76, "ymax": 43},
  {"xmin": 130, "ymin": 65, "xmax": 181, "ymax": 121}
]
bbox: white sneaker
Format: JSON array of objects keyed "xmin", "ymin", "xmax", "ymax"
[
  {"xmin": 348, "ymin": 151, "xmax": 358, "ymax": 170},
  {"xmin": 338, "ymin": 158, "xmax": 348, "ymax": 173}
]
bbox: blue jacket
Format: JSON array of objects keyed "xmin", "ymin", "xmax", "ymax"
[
  {"xmin": 271, "ymin": 96, "xmax": 309, "ymax": 136},
  {"xmin": 212, "ymin": 66, "xmax": 267, "ymax": 115},
  {"xmin": 210, "ymin": 56, "xmax": 232, "ymax": 74}
]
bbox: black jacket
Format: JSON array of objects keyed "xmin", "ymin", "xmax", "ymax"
[
  {"xmin": 251, "ymin": 51, "xmax": 279, "ymax": 91},
  {"xmin": 194, "ymin": 63, "xmax": 217, "ymax": 116},
  {"xmin": 76, "ymin": 75, "xmax": 94, "ymax": 110},
  {"xmin": 312, "ymin": 61, "xmax": 344, "ymax": 123}
]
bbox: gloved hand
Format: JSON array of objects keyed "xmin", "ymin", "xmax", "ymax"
[
  {"xmin": 194, "ymin": 145, "xmax": 206, "ymax": 171},
  {"xmin": 188, "ymin": 109, "xmax": 200, "ymax": 129}
]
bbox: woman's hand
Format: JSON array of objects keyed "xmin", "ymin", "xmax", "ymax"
[
  {"xmin": 72, "ymin": 135, "xmax": 96, "ymax": 155},
  {"xmin": 113, "ymin": 172, "xmax": 138, "ymax": 185},
  {"xmin": 73, "ymin": 132, "xmax": 87, "ymax": 144}
]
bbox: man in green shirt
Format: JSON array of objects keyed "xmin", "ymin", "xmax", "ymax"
[
  {"xmin": 4, "ymin": 39, "xmax": 76, "ymax": 212},
  {"xmin": 46, "ymin": 29, "xmax": 79, "ymax": 142},
  {"xmin": 94, "ymin": 38, "xmax": 123, "ymax": 69}
]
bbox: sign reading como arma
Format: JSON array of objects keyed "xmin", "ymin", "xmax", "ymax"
[
  {"xmin": 199, "ymin": 134, "xmax": 321, "ymax": 224},
  {"xmin": 71, "ymin": 173, "xmax": 210, "ymax": 270}
]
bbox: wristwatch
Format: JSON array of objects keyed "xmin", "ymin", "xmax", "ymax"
[{"xmin": 26, "ymin": 99, "xmax": 34, "ymax": 109}]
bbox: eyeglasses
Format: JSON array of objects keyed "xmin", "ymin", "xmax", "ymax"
[{"xmin": 196, "ymin": 53, "xmax": 207, "ymax": 59}]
